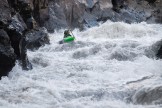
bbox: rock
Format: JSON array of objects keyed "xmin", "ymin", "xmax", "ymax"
[
  {"xmin": 26, "ymin": 27, "xmax": 50, "ymax": 50},
  {"xmin": 18, "ymin": 0, "xmax": 33, "ymax": 21},
  {"xmin": 26, "ymin": 16, "xmax": 37, "ymax": 29},
  {"xmin": 46, "ymin": 0, "xmax": 110, "ymax": 31},
  {"xmin": 7, "ymin": 13, "xmax": 27, "ymax": 58},
  {"xmin": 19, "ymin": 36, "xmax": 33, "ymax": 70},
  {"xmin": 145, "ymin": 0, "xmax": 157, "ymax": 4},
  {"xmin": 44, "ymin": 1, "xmax": 68, "ymax": 32},
  {"xmin": 6, "ymin": 13, "xmax": 33, "ymax": 71},
  {"xmin": 149, "ymin": 39, "xmax": 162, "ymax": 59},
  {"xmin": 0, "ymin": 0, "xmax": 50, "ymax": 74},
  {"xmin": 156, "ymin": 41, "xmax": 162, "ymax": 59},
  {"xmin": 0, "ymin": 29, "xmax": 16, "ymax": 78},
  {"xmin": 0, "ymin": 0, "xmax": 11, "ymax": 27},
  {"xmin": 45, "ymin": 0, "xmax": 162, "ymax": 32},
  {"xmin": 111, "ymin": 0, "xmax": 125, "ymax": 12},
  {"xmin": 33, "ymin": 0, "xmax": 49, "ymax": 26},
  {"xmin": 0, "ymin": 0, "xmax": 16, "ymax": 77},
  {"xmin": 132, "ymin": 86, "xmax": 162, "ymax": 105}
]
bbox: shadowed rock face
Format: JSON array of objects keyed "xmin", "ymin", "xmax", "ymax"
[
  {"xmin": 7, "ymin": 13, "xmax": 27, "ymax": 58},
  {"xmin": 45, "ymin": 0, "xmax": 113, "ymax": 32},
  {"xmin": 26, "ymin": 27, "xmax": 50, "ymax": 50},
  {"xmin": 45, "ymin": 0, "xmax": 162, "ymax": 32},
  {"xmin": 0, "ymin": 0, "xmax": 50, "ymax": 78},
  {"xmin": 0, "ymin": 29, "xmax": 16, "ymax": 78},
  {"xmin": 0, "ymin": 0, "xmax": 15, "ymax": 78},
  {"xmin": 0, "ymin": 0, "xmax": 11, "ymax": 27}
]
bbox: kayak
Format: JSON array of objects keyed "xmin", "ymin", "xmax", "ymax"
[
  {"xmin": 59, "ymin": 36, "xmax": 75, "ymax": 44},
  {"xmin": 64, "ymin": 36, "xmax": 75, "ymax": 42}
]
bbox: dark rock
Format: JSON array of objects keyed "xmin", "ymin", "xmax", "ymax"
[
  {"xmin": 33, "ymin": 0, "xmax": 49, "ymax": 26},
  {"xmin": 156, "ymin": 40, "xmax": 162, "ymax": 59},
  {"xmin": 45, "ymin": 0, "xmax": 102, "ymax": 31},
  {"xmin": 7, "ymin": 13, "xmax": 27, "ymax": 58},
  {"xmin": 0, "ymin": 0, "xmax": 50, "ymax": 74},
  {"xmin": 132, "ymin": 86, "xmax": 162, "ymax": 105},
  {"xmin": 61, "ymin": 0, "xmax": 85, "ymax": 29},
  {"xmin": 18, "ymin": 0, "xmax": 33, "ymax": 21},
  {"xmin": 6, "ymin": 13, "xmax": 32, "ymax": 71},
  {"xmin": 26, "ymin": 27, "xmax": 50, "ymax": 50},
  {"xmin": 44, "ymin": 1, "xmax": 68, "ymax": 32},
  {"xmin": 145, "ymin": 0, "xmax": 157, "ymax": 4},
  {"xmin": 45, "ymin": 0, "xmax": 162, "ymax": 32},
  {"xmin": 0, "ymin": 0, "xmax": 16, "ymax": 77},
  {"xmin": 0, "ymin": 0, "xmax": 11, "ymax": 26},
  {"xmin": 26, "ymin": 16, "xmax": 37, "ymax": 29},
  {"xmin": 111, "ymin": 0, "xmax": 124, "ymax": 12},
  {"xmin": 19, "ymin": 36, "xmax": 33, "ymax": 70},
  {"xmin": 0, "ymin": 29, "xmax": 16, "ymax": 78}
]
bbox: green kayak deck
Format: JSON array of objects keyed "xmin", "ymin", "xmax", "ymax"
[{"xmin": 63, "ymin": 36, "xmax": 75, "ymax": 42}]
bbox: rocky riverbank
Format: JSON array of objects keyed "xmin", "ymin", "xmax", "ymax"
[
  {"xmin": 0, "ymin": 0, "xmax": 50, "ymax": 78},
  {"xmin": 45, "ymin": 0, "xmax": 162, "ymax": 32}
]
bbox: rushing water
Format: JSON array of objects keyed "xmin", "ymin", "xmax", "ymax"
[{"xmin": 1, "ymin": 21, "xmax": 162, "ymax": 108}]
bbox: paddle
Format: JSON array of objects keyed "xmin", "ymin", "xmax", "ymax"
[{"xmin": 69, "ymin": 30, "xmax": 76, "ymax": 40}]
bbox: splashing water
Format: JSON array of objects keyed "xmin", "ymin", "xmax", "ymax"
[{"xmin": 0, "ymin": 21, "xmax": 162, "ymax": 108}]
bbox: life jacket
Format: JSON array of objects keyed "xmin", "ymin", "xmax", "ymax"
[{"xmin": 64, "ymin": 34, "xmax": 72, "ymax": 38}]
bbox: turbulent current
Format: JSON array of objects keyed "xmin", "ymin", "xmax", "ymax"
[{"xmin": 1, "ymin": 21, "xmax": 162, "ymax": 108}]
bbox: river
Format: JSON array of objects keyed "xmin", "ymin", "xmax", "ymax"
[{"xmin": 0, "ymin": 21, "xmax": 162, "ymax": 108}]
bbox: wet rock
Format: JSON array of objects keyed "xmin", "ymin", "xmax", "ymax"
[
  {"xmin": 0, "ymin": 29, "xmax": 16, "ymax": 77},
  {"xmin": 45, "ymin": 0, "xmax": 162, "ymax": 32},
  {"xmin": 33, "ymin": 0, "xmax": 49, "ymax": 26},
  {"xmin": 6, "ymin": 13, "xmax": 33, "ymax": 71},
  {"xmin": 7, "ymin": 13, "xmax": 27, "ymax": 58},
  {"xmin": 0, "ymin": 0, "xmax": 50, "ymax": 74},
  {"xmin": 44, "ymin": 1, "xmax": 68, "ymax": 32},
  {"xmin": 145, "ymin": 0, "xmax": 157, "ymax": 4},
  {"xmin": 111, "ymin": 0, "xmax": 125, "ymax": 12},
  {"xmin": 26, "ymin": 16, "xmax": 37, "ymax": 30},
  {"xmin": 45, "ymin": 0, "xmax": 103, "ymax": 31},
  {"xmin": 132, "ymin": 86, "xmax": 162, "ymax": 105},
  {"xmin": 18, "ymin": 0, "xmax": 33, "ymax": 21},
  {"xmin": 0, "ymin": 0, "xmax": 11, "ymax": 27},
  {"xmin": 151, "ymin": 39, "xmax": 162, "ymax": 59},
  {"xmin": 19, "ymin": 36, "xmax": 33, "ymax": 70},
  {"xmin": 156, "ymin": 44, "xmax": 162, "ymax": 59},
  {"xmin": 26, "ymin": 27, "xmax": 50, "ymax": 50},
  {"xmin": 0, "ymin": 0, "xmax": 16, "ymax": 77},
  {"xmin": 8, "ymin": 0, "xmax": 49, "ymax": 27}
]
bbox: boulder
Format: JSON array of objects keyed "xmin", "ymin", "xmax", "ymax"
[
  {"xmin": 0, "ymin": 0, "xmax": 16, "ymax": 77},
  {"xmin": 7, "ymin": 13, "xmax": 33, "ymax": 71},
  {"xmin": 0, "ymin": 29, "xmax": 16, "ymax": 78},
  {"xmin": 26, "ymin": 27, "xmax": 50, "ymax": 50},
  {"xmin": 44, "ymin": 1, "xmax": 68, "ymax": 32},
  {"xmin": 44, "ymin": 0, "xmax": 109, "ymax": 31},
  {"xmin": 45, "ymin": 0, "xmax": 162, "ymax": 32},
  {"xmin": 156, "ymin": 46, "xmax": 162, "ymax": 58},
  {"xmin": 132, "ymin": 85, "xmax": 162, "ymax": 105},
  {"xmin": 7, "ymin": 13, "xmax": 27, "ymax": 58},
  {"xmin": 0, "ymin": 0, "xmax": 11, "ymax": 27},
  {"xmin": 33, "ymin": 0, "xmax": 49, "ymax": 26}
]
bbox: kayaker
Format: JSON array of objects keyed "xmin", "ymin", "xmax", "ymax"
[
  {"xmin": 59, "ymin": 30, "xmax": 75, "ymax": 44},
  {"xmin": 64, "ymin": 30, "xmax": 72, "ymax": 38}
]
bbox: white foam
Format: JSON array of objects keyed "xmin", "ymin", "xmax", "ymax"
[{"xmin": 0, "ymin": 21, "xmax": 162, "ymax": 108}]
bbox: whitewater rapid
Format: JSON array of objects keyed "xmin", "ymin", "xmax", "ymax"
[{"xmin": 0, "ymin": 21, "xmax": 162, "ymax": 108}]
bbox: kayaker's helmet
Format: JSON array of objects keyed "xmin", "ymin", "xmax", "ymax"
[{"xmin": 64, "ymin": 30, "xmax": 70, "ymax": 35}]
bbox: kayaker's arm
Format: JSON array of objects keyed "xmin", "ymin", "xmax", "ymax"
[{"xmin": 70, "ymin": 30, "xmax": 75, "ymax": 38}]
